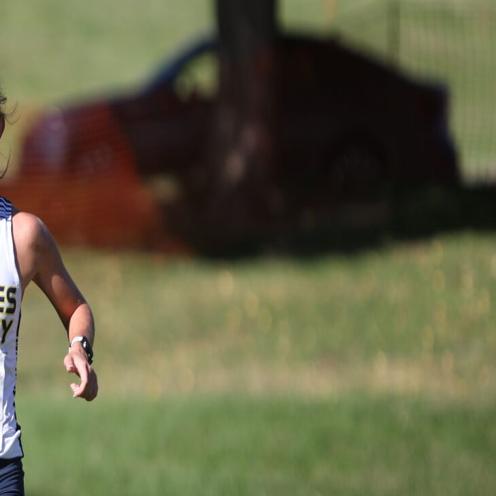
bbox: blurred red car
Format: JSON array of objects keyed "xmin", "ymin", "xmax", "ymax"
[{"xmin": 15, "ymin": 34, "xmax": 459, "ymax": 249}]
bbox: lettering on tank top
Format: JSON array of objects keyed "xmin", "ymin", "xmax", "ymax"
[{"xmin": 0, "ymin": 286, "xmax": 17, "ymax": 344}]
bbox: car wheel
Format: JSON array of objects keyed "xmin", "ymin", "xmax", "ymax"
[{"xmin": 326, "ymin": 140, "xmax": 389, "ymax": 201}]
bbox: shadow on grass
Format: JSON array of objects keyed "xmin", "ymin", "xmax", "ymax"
[{"xmin": 194, "ymin": 184, "xmax": 496, "ymax": 258}]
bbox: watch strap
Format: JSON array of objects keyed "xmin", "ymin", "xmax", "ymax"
[{"xmin": 69, "ymin": 336, "xmax": 94, "ymax": 364}]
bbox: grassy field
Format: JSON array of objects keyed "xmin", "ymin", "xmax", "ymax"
[
  {"xmin": 1, "ymin": 0, "xmax": 496, "ymax": 494},
  {"xmin": 17, "ymin": 394, "xmax": 496, "ymax": 496},
  {"xmin": 17, "ymin": 233, "xmax": 496, "ymax": 400},
  {"xmin": 15, "ymin": 233, "xmax": 496, "ymax": 495}
]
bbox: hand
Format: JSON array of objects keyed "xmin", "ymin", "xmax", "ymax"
[{"xmin": 63, "ymin": 347, "xmax": 98, "ymax": 401}]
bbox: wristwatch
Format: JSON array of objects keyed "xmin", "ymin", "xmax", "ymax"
[{"xmin": 70, "ymin": 336, "xmax": 94, "ymax": 365}]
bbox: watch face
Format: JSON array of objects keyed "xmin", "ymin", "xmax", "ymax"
[
  {"xmin": 82, "ymin": 338, "xmax": 94, "ymax": 364},
  {"xmin": 71, "ymin": 336, "xmax": 93, "ymax": 364}
]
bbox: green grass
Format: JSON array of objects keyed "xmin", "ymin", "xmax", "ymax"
[
  {"xmin": 0, "ymin": 0, "xmax": 212, "ymax": 103},
  {"xmin": 12, "ymin": 232, "xmax": 496, "ymax": 494},
  {"xmin": 18, "ymin": 394, "xmax": 496, "ymax": 496}
]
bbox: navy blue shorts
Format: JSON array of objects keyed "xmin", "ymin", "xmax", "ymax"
[{"xmin": 0, "ymin": 458, "xmax": 24, "ymax": 496}]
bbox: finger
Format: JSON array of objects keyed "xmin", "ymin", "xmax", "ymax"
[
  {"xmin": 72, "ymin": 362, "xmax": 89, "ymax": 398},
  {"xmin": 63, "ymin": 354, "xmax": 77, "ymax": 373},
  {"xmin": 71, "ymin": 367, "xmax": 98, "ymax": 401},
  {"xmin": 72, "ymin": 382, "xmax": 85, "ymax": 398},
  {"xmin": 87, "ymin": 375, "xmax": 99, "ymax": 401},
  {"xmin": 84, "ymin": 385, "xmax": 96, "ymax": 402},
  {"xmin": 73, "ymin": 381, "xmax": 96, "ymax": 400},
  {"xmin": 74, "ymin": 371, "xmax": 97, "ymax": 401}
]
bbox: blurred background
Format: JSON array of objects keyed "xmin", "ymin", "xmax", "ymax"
[{"xmin": 1, "ymin": 0, "xmax": 496, "ymax": 494}]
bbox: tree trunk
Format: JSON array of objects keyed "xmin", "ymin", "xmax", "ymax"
[{"xmin": 204, "ymin": 0, "xmax": 279, "ymax": 248}]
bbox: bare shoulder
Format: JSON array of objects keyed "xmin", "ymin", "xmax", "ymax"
[
  {"xmin": 12, "ymin": 211, "xmax": 48, "ymax": 251},
  {"xmin": 12, "ymin": 211, "xmax": 55, "ymax": 289}
]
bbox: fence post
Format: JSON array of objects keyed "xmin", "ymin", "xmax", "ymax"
[{"xmin": 389, "ymin": 0, "xmax": 401, "ymax": 66}]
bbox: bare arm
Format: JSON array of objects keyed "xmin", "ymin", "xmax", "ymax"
[{"xmin": 13, "ymin": 212, "xmax": 98, "ymax": 401}]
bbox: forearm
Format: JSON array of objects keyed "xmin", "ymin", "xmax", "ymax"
[{"xmin": 67, "ymin": 302, "xmax": 95, "ymax": 346}]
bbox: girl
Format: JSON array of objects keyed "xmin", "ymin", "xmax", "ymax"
[{"xmin": 0, "ymin": 91, "xmax": 98, "ymax": 494}]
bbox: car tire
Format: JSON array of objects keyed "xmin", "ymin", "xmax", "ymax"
[{"xmin": 325, "ymin": 138, "xmax": 389, "ymax": 202}]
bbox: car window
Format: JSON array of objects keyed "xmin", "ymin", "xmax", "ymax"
[{"xmin": 174, "ymin": 52, "xmax": 218, "ymax": 100}]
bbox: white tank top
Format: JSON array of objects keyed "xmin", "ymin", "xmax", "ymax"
[{"xmin": 0, "ymin": 197, "xmax": 23, "ymax": 459}]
